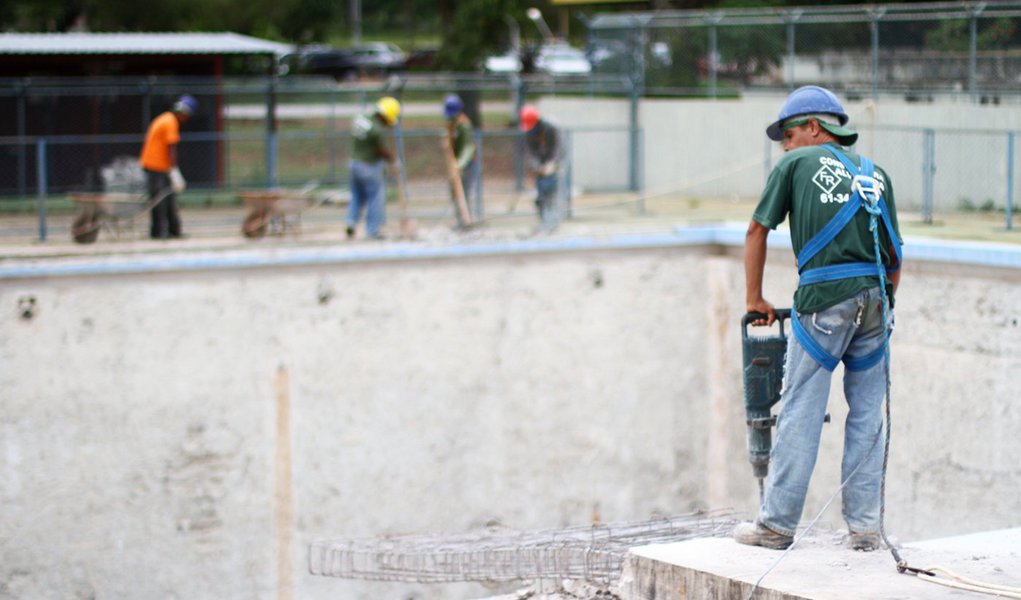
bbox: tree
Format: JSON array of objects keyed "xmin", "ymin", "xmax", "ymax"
[
  {"xmin": 436, "ymin": 0, "xmax": 548, "ymax": 72},
  {"xmin": 925, "ymin": 17, "xmax": 1018, "ymax": 52},
  {"xmin": 0, "ymin": 0, "xmax": 335, "ymax": 42}
]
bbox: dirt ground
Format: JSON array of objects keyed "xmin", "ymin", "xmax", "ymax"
[{"xmin": 480, "ymin": 580, "xmax": 620, "ymax": 600}]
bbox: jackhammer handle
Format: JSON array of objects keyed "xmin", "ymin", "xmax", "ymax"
[{"xmin": 742, "ymin": 308, "xmax": 792, "ymax": 336}]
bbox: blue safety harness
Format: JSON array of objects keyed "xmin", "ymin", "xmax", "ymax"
[{"xmin": 790, "ymin": 145, "xmax": 902, "ymax": 372}]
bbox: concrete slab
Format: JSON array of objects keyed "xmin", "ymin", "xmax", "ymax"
[{"xmin": 620, "ymin": 527, "xmax": 1021, "ymax": 600}]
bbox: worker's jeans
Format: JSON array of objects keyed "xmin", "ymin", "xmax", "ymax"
[
  {"xmin": 348, "ymin": 159, "xmax": 385, "ymax": 237},
  {"xmin": 145, "ymin": 169, "xmax": 181, "ymax": 238},
  {"xmin": 760, "ymin": 286, "xmax": 891, "ymax": 537},
  {"xmin": 535, "ymin": 173, "xmax": 559, "ymax": 228}
]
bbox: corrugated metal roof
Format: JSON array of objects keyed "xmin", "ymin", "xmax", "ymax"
[{"xmin": 0, "ymin": 32, "xmax": 293, "ymax": 56}]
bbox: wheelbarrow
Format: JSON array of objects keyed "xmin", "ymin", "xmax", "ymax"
[
  {"xmin": 69, "ymin": 189, "xmax": 166, "ymax": 244},
  {"xmin": 239, "ymin": 182, "xmax": 320, "ymax": 238}
]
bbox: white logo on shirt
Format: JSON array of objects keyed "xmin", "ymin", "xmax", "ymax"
[
  {"xmin": 813, "ymin": 157, "xmax": 851, "ymax": 204},
  {"xmin": 352, "ymin": 115, "xmax": 372, "ymax": 139}
]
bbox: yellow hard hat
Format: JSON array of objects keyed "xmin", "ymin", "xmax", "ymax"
[{"xmin": 376, "ymin": 96, "xmax": 401, "ymax": 125}]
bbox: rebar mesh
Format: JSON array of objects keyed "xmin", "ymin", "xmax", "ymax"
[{"xmin": 309, "ymin": 510, "xmax": 737, "ymax": 584}]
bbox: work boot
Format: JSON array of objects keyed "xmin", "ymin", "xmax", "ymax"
[
  {"xmin": 733, "ymin": 521, "xmax": 793, "ymax": 550},
  {"xmin": 345, "ymin": 225, "xmax": 355, "ymax": 239},
  {"xmin": 849, "ymin": 531, "xmax": 881, "ymax": 552}
]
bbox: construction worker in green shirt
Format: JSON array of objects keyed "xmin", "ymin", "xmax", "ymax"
[
  {"xmin": 735, "ymin": 85, "xmax": 903, "ymax": 553},
  {"xmin": 443, "ymin": 94, "xmax": 477, "ymax": 228},
  {"xmin": 347, "ymin": 96, "xmax": 400, "ymax": 240}
]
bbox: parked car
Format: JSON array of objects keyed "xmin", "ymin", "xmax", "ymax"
[
  {"xmin": 277, "ymin": 45, "xmax": 357, "ymax": 81},
  {"xmin": 484, "ymin": 51, "xmax": 523, "ymax": 74},
  {"xmin": 484, "ymin": 43, "xmax": 591, "ymax": 76},
  {"xmin": 534, "ymin": 43, "xmax": 592, "ymax": 76},
  {"xmin": 351, "ymin": 42, "xmax": 407, "ymax": 76}
]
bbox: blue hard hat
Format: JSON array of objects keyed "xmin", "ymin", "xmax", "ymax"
[
  {"xmin": 766, "ymin": 85, "xmax": 850, "ymax": 141},
  {"xmin": 443, "ymin": 94, "xmax": 464, "ymax": 119},
  {"xmin": 174, "ymin": 95, "xmax": 199, "ymax": 116}
]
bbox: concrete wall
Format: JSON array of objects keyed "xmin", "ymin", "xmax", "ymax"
[
  {"xmin": 1, "ymin": 242, "xmax": 1019, "ymax": 599},
  {"xmin": 544, "ymin": 95, "xmax": 1021, "ymax": 211}
]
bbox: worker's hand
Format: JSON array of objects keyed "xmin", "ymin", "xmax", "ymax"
[
  {"xmin": 746, "ymin": 298, "xmax": 776, "ymax": 326},
  {"xmin": 540, "ymin": 161, "xmax": 557, "ymax": 176},
  {"xmin": 169, "ymin": 167, "xmax": 186, "ymax": 193}
]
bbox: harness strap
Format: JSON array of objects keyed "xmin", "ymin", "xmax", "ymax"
[
  {"xmin": 796, "ymin": 194, "xmax": 862, "ymax": 270},
  {"xmin": 844, "ymin": 342, "xmax": 887, "ymax": 372},
  {"xmin": 790, "ymin": 307, "xmax": 840, "ymax": 372},
  {"xmin": 796, "ymin": 145, "xmax": 902, "ymax": 282},
  {"xmin": 799, "ymin": 262, "xmax": 877, "ymax": 286},
  {"xmin": 791, "ymin": 306, "xmax": 890, "ymax": 373}
]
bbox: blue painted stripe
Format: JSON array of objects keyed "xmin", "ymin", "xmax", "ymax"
[{"xmin": 3, "ymin": 224, "xmax": 1019, "ymax": 280}]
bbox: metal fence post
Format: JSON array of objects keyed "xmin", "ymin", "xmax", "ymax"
[
  {"xmin": 635, "ymin": 126, "xmax": 645, "ymax": 214},
  {"xmin": 785, "ymin": 11, "xmax": 800, "ymax": 90},
  {"xmin": 36, "ymin": 138, "xmax": 47, "ymax": 242},
  {"xmin": 1008, "ymin": 131, "xmax": 1015, "ymax": 230},
  {"xmin": 329, "ymin": 85, "xmax": 338, "ymax": 185},
  {"xmin": 969, "ymin": 5, "xmax": 981, "ymax": 102},
  {"xmin": 870, "ymin": 8, "xmax": 884, "ymax": 101},
  {"xmin": 141, "ymin": 77, "xmax": 153, "ymax": 130},
  {"xmin": 266, "ymin": 77, "xmax": 278, "ymax": 188},
  {"xmin": 627, "ymin": 20, "xmax": 645, "ymax": 194},
  {"xmin": 473, "ymin": 130, "xmax": 484, "ymax": 219},
  {"xmin": 922, "ymin": 128, "xmax": 935, "ymax": 224},
  {"xmin": 17, "ymin": 80, "xmax": 27, "ymax": 198},
  {"xmin": 513, "ymin": 76, "xmax": 526, "ymax": 192},
  {"xmin": 707, "ymin": 17, "xmax": 719, "ymax": 99},
  {"xmin": 629, "ymin": 79, "xmax": 640, "ymax": 194},
  {"xmin": 565, "ymin": 129, "xmax": 573, "ymax": 218}
]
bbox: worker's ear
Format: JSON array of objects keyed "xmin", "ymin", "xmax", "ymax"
[{"xmin": 808, "ymin": 118, "xmax": 823, "ymax": 138}]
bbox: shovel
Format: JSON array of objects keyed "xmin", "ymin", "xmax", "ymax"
[{"xmin": 395, "ymin": 161, "xmax": 416, "ymax": 239}]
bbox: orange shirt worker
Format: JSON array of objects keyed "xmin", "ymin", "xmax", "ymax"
[{"xmin": 140, "ymin": 95, "xmax": 196, "ymax": 239}]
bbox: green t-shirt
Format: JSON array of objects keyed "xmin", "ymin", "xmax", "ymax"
[
  {"xmin": 451, "ymin": 117, "xmax": 476, "ymax": 170},
  {"xmin": 753, "ymin": 143, "xmax": 902, "ymax": 314},
  {"xmin": 351, "ymin": 112, "xmax": 386, "ymax": 163}
]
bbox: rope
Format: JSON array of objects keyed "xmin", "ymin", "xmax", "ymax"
[
  {"xmin": 916, "ymin": 566, "xmax": 1021, "ymax": 599},
  {"xmin": 858, "ymin": 172, "xmax": 907, "ymax": 573}
]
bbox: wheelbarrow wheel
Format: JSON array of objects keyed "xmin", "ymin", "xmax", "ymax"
[
  {"xmin": 72, "ymin": 209, "xmax": 102, "ymax": 244},
  {"xmin": 242, "ymin": 208, "xmax": 269, "ymax": 238}
]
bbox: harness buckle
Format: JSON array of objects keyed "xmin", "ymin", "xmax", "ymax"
[{"xmin": 852, "ymin": 174, "xmax": 882, "ymax": 207}]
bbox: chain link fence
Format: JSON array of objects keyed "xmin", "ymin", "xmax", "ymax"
[
  {"xmin": 3, "ymin": 2, "xmax": 1021, "ymax": 240},
  {"xmin": 587, "ymin": 1, "xmax": 1021, "ymax": 100},
  {"xmin": 0, "ymin": 73, "xmax": 638, "ymax": 240}
]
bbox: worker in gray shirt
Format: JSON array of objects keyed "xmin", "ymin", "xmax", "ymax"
[{"xmin": 519, "ymin": 104, "xmax": 561, "ymax": 230}]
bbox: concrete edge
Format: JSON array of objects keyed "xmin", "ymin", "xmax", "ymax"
[{"xmin": 1, "ymin": 224, "xmax": 1019, "ymax": 280}]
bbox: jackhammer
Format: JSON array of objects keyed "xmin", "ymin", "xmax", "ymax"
[{"xmin": 741, "ymin": 309, "xmax": 830, "ymax": 501}]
